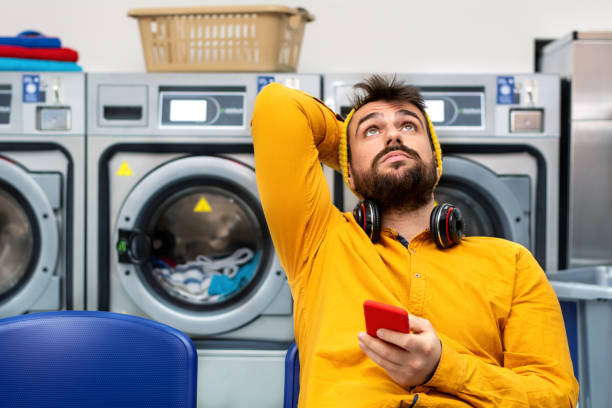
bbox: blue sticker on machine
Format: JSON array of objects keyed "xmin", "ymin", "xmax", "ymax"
[
  {"xmin": 22, "ymin": 75, "xmax": 41, "ymax": 103},
  {"xmin": 497, "ymin": 76, "xmax": 515, "ymax": 105},
  {"xmin": 257, "ymin": 76, "xmax": 276, "ymax": 93}
]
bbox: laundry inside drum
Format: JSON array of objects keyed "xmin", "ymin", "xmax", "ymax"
[{"xmin": 148, "ymin": 186, "xmax": 265, "ymax": 307}]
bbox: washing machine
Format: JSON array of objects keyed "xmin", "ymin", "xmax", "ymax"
[
  {"xmin": 0, "ymin": 72, "xmax": 85, "ymax": 317},
  {"xmin": 86, "ymin": 73, "xmax": 327, "ymax": 407},
  {"xmin": 325, "ymin": 73, "xmax": 560, "ymax": 272}
]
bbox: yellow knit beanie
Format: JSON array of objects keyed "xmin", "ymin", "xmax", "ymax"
[{"xmin": 338, "ymin": 107, "xmax": 443, "ymax": 199}]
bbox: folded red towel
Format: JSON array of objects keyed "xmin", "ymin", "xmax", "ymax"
[{"xmin": 0, "ymin": 45, "xmax": 78, "ymax": 62}]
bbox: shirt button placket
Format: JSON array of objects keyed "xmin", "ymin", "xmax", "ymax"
[{"xmin": 409, "ymin": 246, "xmax": 426, "ymax": 316}]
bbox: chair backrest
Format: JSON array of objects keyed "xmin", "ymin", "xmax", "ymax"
[
  {"xmin": 283, "ymin": 341, "xmax": 300, "ymax": 408},
  {"xmin": 0, "ymin": 311, "xmax": 197, "ymax": 408}
]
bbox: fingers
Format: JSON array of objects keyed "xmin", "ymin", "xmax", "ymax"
[
  {"xmin": 376, "ymin": 328, "xmax": 415, "ymax": 350},
  {"xmin": 358, "ymin": 330, "xmax": 435, "ymax": 389},
  {"xmin": 359, "ymin": 340, "xmax": 396, "ymax": 371},
  {"xmin": 377, "ymin": 315, "xmax": 434, "ymax": 351},
  {"xmin": 358, "ymin": 332, "xmax": 404, "ymax": 366},
  {"xmin": 376, "ymin": 317, "xmax": 439, "ymax": 359},
  {"xmin": 408, "ymin": 314, "xmax": 433, "ymax": 334}
]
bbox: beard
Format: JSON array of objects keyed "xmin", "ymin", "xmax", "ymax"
[{"xmin": 352, "ymin": 144, "xmax": 438, "ymax": 213}]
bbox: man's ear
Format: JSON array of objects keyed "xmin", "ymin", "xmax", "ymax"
[
  {"xmin": 348, "ymin": 165, "xmax": 356, "ymax": 191},
  {"xmin": 436, "ymin": 165, "xmax": 440, "ymax": 181}
]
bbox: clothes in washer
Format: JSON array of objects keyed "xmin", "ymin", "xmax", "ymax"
[{"xmin": 152, "ymin": 247, "xmax": 258, "ymax": 302}]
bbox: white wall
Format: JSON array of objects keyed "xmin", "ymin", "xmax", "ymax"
[{"xmin": 3, "ymin": 0, "xmax": 612, "ymax": 73}]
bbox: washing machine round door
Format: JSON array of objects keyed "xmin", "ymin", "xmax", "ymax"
[
  {"xmin": 115, "ymin": 155, "xmax": 285, "ymax": 335},
  {"xmin": 0, "ymin": 159, "xmax": 59, "ymax": 318},
  {"xmin": 435, "ymin": 156, "xmax": 530, "ymax": 248}
]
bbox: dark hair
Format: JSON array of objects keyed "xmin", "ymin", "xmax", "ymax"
[
  {"xmin": 350, "ymin": 74, "xmax": 427, "ymax": 112},
  {"xmin": 346, "ymin": 74, "xmax": 433, "ymax": 161}
]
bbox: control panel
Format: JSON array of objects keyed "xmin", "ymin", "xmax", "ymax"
[
  {"xmin": 89, "ymin": 74, "xmax": 321, "ymax": 136},
  {"xmin": 327, "ymin": 74, "xmax": 559, "ymax": 137},
  {"xmin": 421, "ymin": 87, "xmax": 484, "ymax": 128},
  {"xmin": 0, "ymin": 73, "xmax": 84, "ymax": 134},
  {"xmin": 334, "ymin": 84, "xmax": 485, "ymax": 130},
  {"xmin": 159, "ymin": 86, "xmax": 246, "ymax": 128}
]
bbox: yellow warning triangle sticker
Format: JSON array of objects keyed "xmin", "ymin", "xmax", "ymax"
[
  {"xmin": 116, "ymin": 161, "xmax": 133, "ymax": 176},
  {"xmin": 193, "ymin": 196, "xmax": 212, "ymax": 213}
]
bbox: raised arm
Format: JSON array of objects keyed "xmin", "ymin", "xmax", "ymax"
[{"xmin": 251, "ymin": 83, "xmax": 342, "ymax": 286}]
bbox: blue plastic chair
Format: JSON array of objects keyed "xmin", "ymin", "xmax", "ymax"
[
  {"xmin": 284, "ymin": 342, "xmax": 300, "ymax": 408},
  {"xmin": 0, "ymin": 311, "xmax": 197, "ymax": 408}
]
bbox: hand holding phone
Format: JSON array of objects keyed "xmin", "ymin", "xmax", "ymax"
[{"xmin": 363, "ymin": 299, "xmax": 410, "ymax": 339}]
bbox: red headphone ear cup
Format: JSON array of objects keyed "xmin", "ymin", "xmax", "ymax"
[
  {"xmin": 369, "ymin": 200, "xmax": 381, "ymax": 243},
  {"xmin": 352, "ymin": 200, "xmax": 381, "ymax": 243},
  {"xmin": 449, "ymin": 206, "xmax": 464, "ymax": 244},
  {"xmin": 440, "ymin": 204, "xmax": 453, "ymax": 248},
  {"xmin": 430, "ymin": 204, "xmax": 444, "ymax": 248},
  {"xmin": 430, "ymin": 203, "xmax": 463, "ymax": 249},
  {"xmin": 353, "ymin": 202, "xmax": 366, "ymax": 231}
]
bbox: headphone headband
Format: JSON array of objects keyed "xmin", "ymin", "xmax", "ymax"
[{"xmin": 353, "ymin": 200, "xmax": 464, "ymax": 249}]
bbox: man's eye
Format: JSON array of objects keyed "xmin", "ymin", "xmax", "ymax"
[
  {"xmin": 365, "ymin": 127, "xmax": 379, "ymax": 137},
  {"xmin": 402, "ymin": 123, "xmax": 415, "ymax": 131}
]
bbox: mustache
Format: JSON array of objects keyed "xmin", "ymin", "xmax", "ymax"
[{"xmin": 372, "ymin": 145, "xmax": 421, "ymax": 168}]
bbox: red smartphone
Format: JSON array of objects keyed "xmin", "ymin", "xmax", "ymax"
[{"xmin": 363, "ymin": 300, "xmax": 410, "ymax": 338}]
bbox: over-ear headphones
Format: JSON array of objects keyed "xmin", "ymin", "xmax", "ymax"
[{"xmin": 353, "ymin": 200, "xmax": 464, "ymax": 249}]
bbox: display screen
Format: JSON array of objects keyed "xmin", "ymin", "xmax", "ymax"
[
  {"xmin": 425, "ymin": 99, "xmax": 445, "ymax": 123},
  {"xmin": 170, "ymin": 99, "xmax": 207, "ymax": 122}
]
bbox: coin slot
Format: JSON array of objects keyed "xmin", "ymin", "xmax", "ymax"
[{"xmin": 103, "ymin": 106, "xmax": 143, "ymax": 121}]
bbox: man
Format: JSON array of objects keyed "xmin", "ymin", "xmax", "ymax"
[{"xmin": 251, "ymin": 75, "xmax": 578, "ymax": 407}]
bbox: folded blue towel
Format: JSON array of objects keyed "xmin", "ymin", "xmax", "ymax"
[
  {"xmin": 0, "ymin": 30, "xmax": 61, "ymax": 49},
  {"xmin": 208, "ymin": 251, "xmax": 261, "ymax": 297},
  {"xmin": 0, "ymin": 57, "xmax": 82, "ymax": 71}
]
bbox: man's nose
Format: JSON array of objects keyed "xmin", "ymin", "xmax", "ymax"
[{"xmin": 385, "ymin": 127, "xmax": 403, "ymax": 147}]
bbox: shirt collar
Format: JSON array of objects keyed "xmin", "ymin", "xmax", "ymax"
[{"xmin": 382, "ymin": 228, "xmax": 430, "ymax": 248}]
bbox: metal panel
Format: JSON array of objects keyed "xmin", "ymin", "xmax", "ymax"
[
  {"xmin": 197, "ymin": 349, "xmax": 285, "ymax": 407},
  {"xmin": 87, "ymin": 73, "xmax": 320, "ymax": 137},
  {"xmin": 31, "ymin": 173, "xmax": 62, "ymax": 210},
  {"xmin": 569, "ymin": 121, "xmax": 612, "ymax": 266},
  {"xmin": 572, "ymin": 41, "xmax": 612, "ymax": 120},
  {"xmin": 540, "ymin": 32, "xmax": 612, "ymax": 270}
]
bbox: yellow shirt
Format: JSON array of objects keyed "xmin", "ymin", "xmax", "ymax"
[{"xmin": 251, "ymin": 83, "xmax": 578, "ymax": 408}]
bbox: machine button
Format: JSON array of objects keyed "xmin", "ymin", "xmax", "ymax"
[
  {"xmin": 36, "ymin": 106, "xmax": 71, "ymax": 131},
  {"xmin": 510, "ymin": 109, "xmax": 543, "ymax": 133}
]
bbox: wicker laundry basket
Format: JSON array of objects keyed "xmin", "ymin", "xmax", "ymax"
[{"xmin": 128, "ymin": 5, "xmax": 314, "ymax": 72}]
